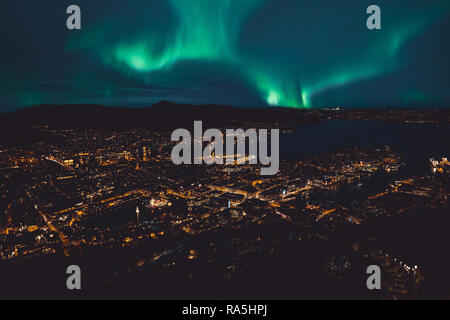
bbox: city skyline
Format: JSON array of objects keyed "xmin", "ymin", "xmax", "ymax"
[{"xmin": 1, "ymin": 106, "xmax": 449, "ymax": 299}]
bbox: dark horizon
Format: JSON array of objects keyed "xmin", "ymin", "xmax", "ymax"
[{"xmin": 3, "ymin": 100, "xmax": 450, "ymax": 116}]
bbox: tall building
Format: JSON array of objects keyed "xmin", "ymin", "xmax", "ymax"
[
  {"xmin": 136, "ymin": 206, "xmax": 140, "ymax": 225},
  {"xmin": 143, "ymin": 146, "xmax": 149, "ymax": 161}
]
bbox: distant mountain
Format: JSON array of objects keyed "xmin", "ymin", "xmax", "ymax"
[
  {"xmin": 0, "ymin": 101, "xmax": 326, "ymax": 148},
  {"xmin": 1, "ymin": 101, "xmax": 321, "ymax": 130},
  {"xmin": 1, "ymin": 102, "xmax": 449, "ymax": 148}
]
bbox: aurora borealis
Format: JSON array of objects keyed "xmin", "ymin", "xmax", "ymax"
[{"xmin": 1, "ymin": 0, "xmax": 450, "ymax": 111}]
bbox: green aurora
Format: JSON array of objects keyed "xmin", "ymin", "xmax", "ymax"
[
  {"xmin": 71, "ymin": 0, "xmax": 448, "ymax": 108},
  {"xmin": 2, "ymin": 0, "xmax": 450, "ymax": 110}
]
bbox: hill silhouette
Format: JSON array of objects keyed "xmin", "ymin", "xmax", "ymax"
[
  {"xmin": 2, "ymin": 101, "xmax": 321, "ymax": 130},
  {"xmin": 0, "ymin": 102, "xmax": 322, "ymax": 147}
]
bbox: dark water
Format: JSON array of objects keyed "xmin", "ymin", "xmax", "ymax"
[
  {"xmin": 281, "ymin": 119, "xmax": 450, "ymax": 175},
  {"xmin": 280, "ymin": 119, "xmax": 450, "ymax": 211}
]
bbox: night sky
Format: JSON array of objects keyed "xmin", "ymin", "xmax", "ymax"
[{"xmin": 1, "ymin": 0, "xmax": 450, "ymax": 112}]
